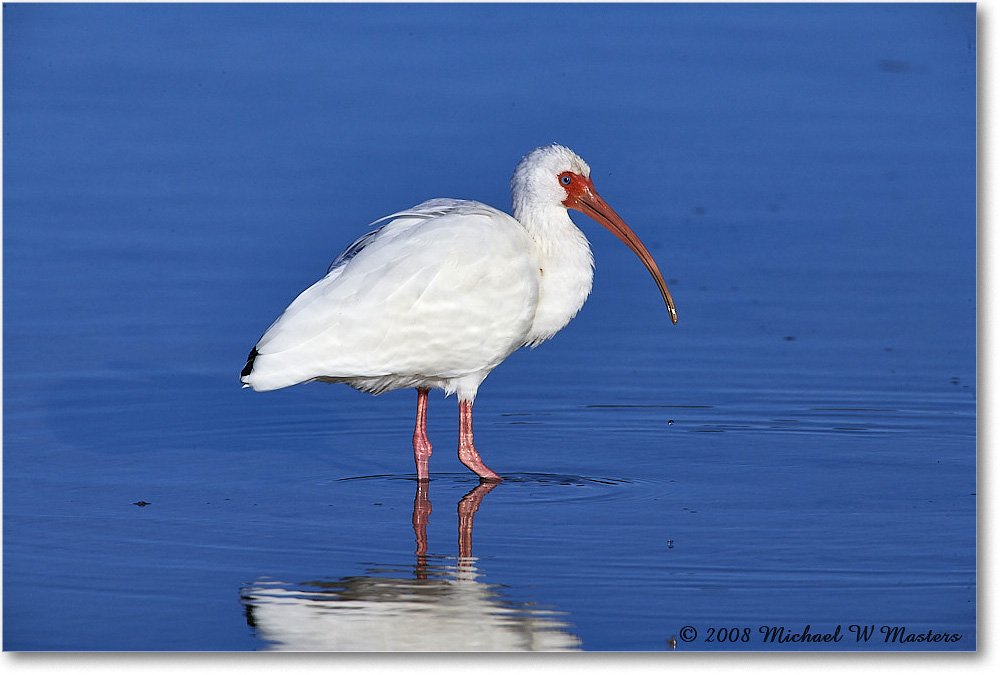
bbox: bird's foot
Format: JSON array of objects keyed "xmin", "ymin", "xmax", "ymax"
[{"xmin": 458, "ymin": 444, "xmax": 502, "ymax": 482}]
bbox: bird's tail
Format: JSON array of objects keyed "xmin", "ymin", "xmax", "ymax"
[{"xmin": 240, "ymin": 347, "xmax": 259, "ymax": 387}]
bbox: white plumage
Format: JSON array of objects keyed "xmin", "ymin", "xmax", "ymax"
[
  {"xmin": 244, "ymin": 200, "xmax": 540, "ymax": 398},
  {"xmin": 241, "ymin": 144, "xmax": 676, "ymax": 481}
]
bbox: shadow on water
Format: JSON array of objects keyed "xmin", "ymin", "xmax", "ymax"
[{"xmin": 240, "ymin": 480, "xmax": 582, "ymax": 651}]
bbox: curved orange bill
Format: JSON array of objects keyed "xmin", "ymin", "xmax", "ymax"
[{"xmin": 568, "ymin": 180, "xmax": 678, "ymax": 325}]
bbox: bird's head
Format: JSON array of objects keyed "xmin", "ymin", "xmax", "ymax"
[{"xmin": 511, "ymin": 144, "xmax": 678, "ymax": 325}]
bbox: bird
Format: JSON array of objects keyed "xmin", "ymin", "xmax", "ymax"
[{"xmin": 241, "ymin": 144, "xmax": 677, "ymax": 482}]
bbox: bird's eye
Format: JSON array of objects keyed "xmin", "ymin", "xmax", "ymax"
[{"xmin": 560, "ymin": 175, "xmax": 572, "ymax": 186}]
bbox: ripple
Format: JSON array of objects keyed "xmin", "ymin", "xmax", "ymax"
[
  {"xmin": 336, "ymin": 472, "xmax": 631, "ymax": 486},
  {"xmin": 332, "ymin": 472, "xmax": 673, "ymax": 505}
]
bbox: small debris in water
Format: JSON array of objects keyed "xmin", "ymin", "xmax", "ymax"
[
  {"xmin": 668, "ymin": 419, "xmax": 674, "ymax": 425},
  {"xmin": 132, "ymin": 501, "xmax": 150, "ymax": 507}
]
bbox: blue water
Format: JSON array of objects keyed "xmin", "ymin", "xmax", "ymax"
[{"xmin": 3, "ymin": 3, "xmax": 976, "ymax": 651}]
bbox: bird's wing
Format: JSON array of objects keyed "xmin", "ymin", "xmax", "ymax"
[
  {"xmin": 327, "ymin": 199, "xmax": 491, "ymax": 273},
  {"xmin": 327, "ymin": 228, "xmax": 380, "ymax": 273},
  {"xmin": 248, "ymin": 200, "xmax": 540, "ymax": 390}
]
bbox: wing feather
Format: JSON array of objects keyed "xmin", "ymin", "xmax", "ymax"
[{"xmin": 244, "ymin": 200, "xmax": 540, "ymax": 392}]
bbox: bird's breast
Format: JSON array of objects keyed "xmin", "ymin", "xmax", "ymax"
[{"xmin": 524, "ymin": 223, "xmax": 595, "ymax": 346}]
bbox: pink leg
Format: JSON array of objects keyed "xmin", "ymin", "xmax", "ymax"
[
  {"xmin": 457, "ymin": 399, "xmax": 502, "ymax": 482},
  {"xmin": 413, "ymin": 388, "xmax": 433, "ymax": 482}
]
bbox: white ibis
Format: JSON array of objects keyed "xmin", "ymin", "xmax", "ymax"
[{"xmin": 241, "ymin": 144, "xmax": 676, "ymax": 482}]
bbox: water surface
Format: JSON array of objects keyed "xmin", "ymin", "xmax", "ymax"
[{"xmin": 3, "ymin": 3, "xmax": 976, "ymax": 651}]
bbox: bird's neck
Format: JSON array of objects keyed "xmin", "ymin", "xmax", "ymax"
[{"xmin": 517, "ymin": 202, "xmax": 595, "ymax": 346}]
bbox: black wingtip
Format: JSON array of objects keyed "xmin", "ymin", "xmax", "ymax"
[{"xmin": 241, "ymin": 347, "xmax": 258, "ymax": 378}]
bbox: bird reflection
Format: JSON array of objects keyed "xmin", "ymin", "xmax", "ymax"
[{"xmin": 241, "ymin": 481, "xmax": 580, "ymax": 651}]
